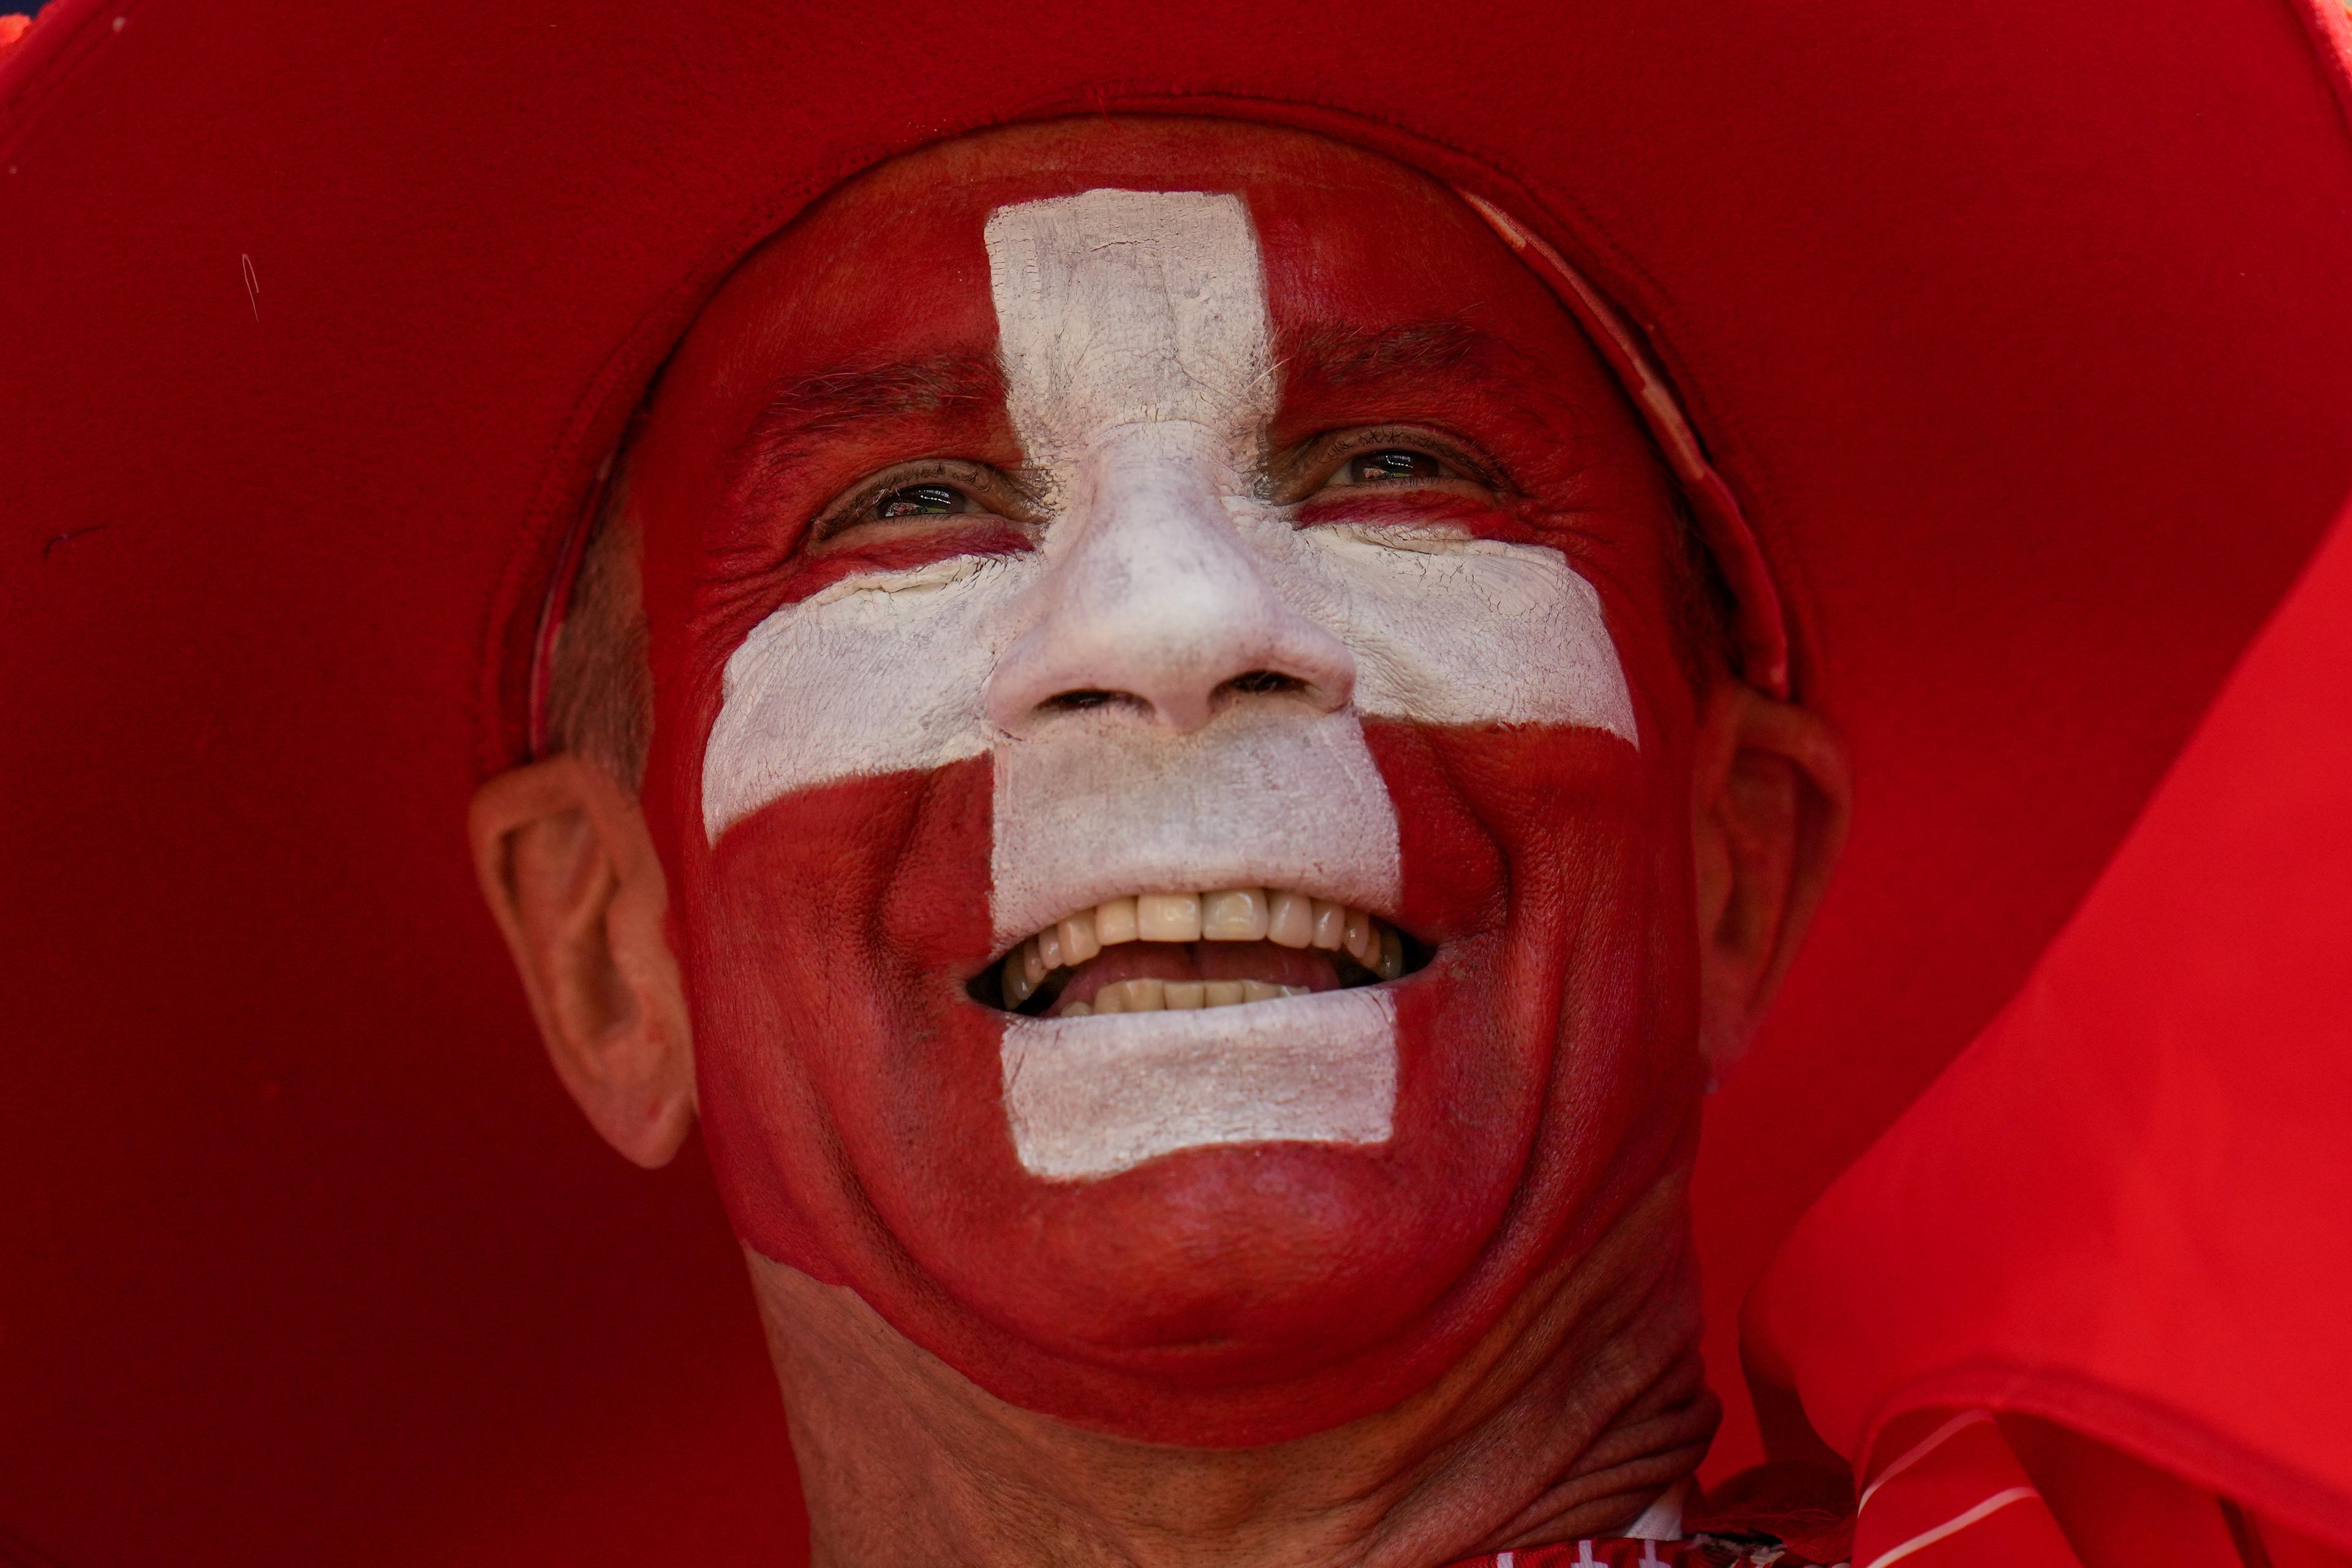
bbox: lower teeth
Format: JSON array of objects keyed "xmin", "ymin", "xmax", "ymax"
[
  {"xmin": 1069, "ymin": 977, "xmax": 1314, "ymax": 1016},
  {"xmin": 998, "ymin": 904, "xmax": 1409, "ymax": 1015}
]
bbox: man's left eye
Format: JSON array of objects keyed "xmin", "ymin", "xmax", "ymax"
[
  {"xmin": 1279, "ymin": 427, "xmax": 1499, "ymax": 508},
  {"xmin": 1341, "ymin": 450, "xmax": 1450, "ymax": 484},
  {"xmin": 874, "ymin": 483, "xmax": 972, "ymax": 519}
]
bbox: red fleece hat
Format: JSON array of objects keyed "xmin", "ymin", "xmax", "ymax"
[{"xmin": 5, "ymin": 0, "xmax": 2352, "ymax": 1561}]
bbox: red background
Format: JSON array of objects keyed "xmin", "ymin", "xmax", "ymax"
[{"xmin": 4, "ymin": 0, "xmax": 2351, "ymax": 1561}]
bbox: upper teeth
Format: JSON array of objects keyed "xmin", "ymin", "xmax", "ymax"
[{"xmin": 1000, "ymin": 887, "xmax": 1406, "ymax": 1011}]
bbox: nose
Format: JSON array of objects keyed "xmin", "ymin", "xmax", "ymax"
[{"xmin": 987, "ymin": 424, "xmax": 1355, "ymax": 736}]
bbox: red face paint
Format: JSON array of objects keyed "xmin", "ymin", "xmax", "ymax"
[{"xmin": 622, "ymin": 119, "xmax": 1711, "ymax": 1444}]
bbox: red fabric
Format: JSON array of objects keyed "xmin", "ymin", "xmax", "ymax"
[
  {"xmin": 1850, "ymin": 1412, "xmax": 2081, "ymax": 1568},
  {"xmin": 1446, "ymin": 1540, "xmax": 1829, "ymax": 1567},
  {"xmin": 1447, "ymin": 1412, "xmax": 2352, "ymax": 1567},
  {"xmin": 5, "ymin": 0, "xmax": 2352, "ymax": 1559},
  {"xmin": 1748, "ymin": 499, "xmax": 2352, "ymax": 1554},
  {"xmin": 1442, "ymin": 1411, "xmax": 2352, "ymax": 1567}
]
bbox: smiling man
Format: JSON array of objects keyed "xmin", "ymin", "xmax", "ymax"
[{"xmin": 470, "ymin": 119, "xmax": 1848, "ymax": 1564}]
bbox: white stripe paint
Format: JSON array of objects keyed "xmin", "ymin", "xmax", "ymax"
[
  {"xmin": 987, "ymin": 189, "xmax": 1272, "ymax": 478},
  {"xmin": 1859, "ymin": 1487, "xmax": 2038, "ymax": 1568},
  {"xmin": 1001, "ymin": 987, "xmax": 1396, "ymax": 1180},
  {"xmin": 1292, "ymin": 522, "xmax": 1636, "ymax": 741},
  {"xmin": 704, "ymin": 552, "xmax": 1040, "ymax": 839},
  {"xmin": 988, "ymin": 704, "xmax": 1400, "ymax": 953}
]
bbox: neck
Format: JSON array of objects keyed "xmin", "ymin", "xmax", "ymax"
[{"xmin": 746, "ymin": 1172, "xmax": 1717, "ymax": 1567}]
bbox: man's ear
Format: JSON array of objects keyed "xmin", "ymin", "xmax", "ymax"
[
  {"xmin": 469, "ymin": 755, "xmax": 695, "ymax": 1167},
  {"xmin": 1690, "ymin": 680, "xmax": 1852, "ymax": 1072}
]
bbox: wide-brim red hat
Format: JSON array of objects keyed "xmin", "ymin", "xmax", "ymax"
[{"xmin": 7, "ymin": 0, "xmax": 2352, "ymax": 1561}]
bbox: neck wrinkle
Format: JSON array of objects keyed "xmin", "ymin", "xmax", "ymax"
[
  {"xmin": 1361, "ymin": 1167, "xmax": 1716, "ymax": 1566},
  {"xmin": 754, "ymin": 1164, "xmax": 1713, "ymax": 1568}
]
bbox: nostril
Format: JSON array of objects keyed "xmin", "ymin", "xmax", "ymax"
[
  {"xmin": 1019, "ymin": 668, "xmax": 1329, "ymax": 729},
  {"xmin": 1219, "ymin": 669, "xmax": 1307, "ymax": 699},
  {"xmin": 1043, "ymin": 688, "xmax": 1121, "ymax": 712}
]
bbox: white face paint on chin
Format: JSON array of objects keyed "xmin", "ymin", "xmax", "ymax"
[{"xmin": 701, "ymin": 187, "xmax": 1637, "ymax": 1180}]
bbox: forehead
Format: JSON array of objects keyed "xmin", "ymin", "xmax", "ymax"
[{"xmin": 674, "ymin": 118, "xmax": 1594, "ymax": 400}]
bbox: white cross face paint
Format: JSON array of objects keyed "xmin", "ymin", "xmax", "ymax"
[{"xmin": 699, "ymin": 187, "xmax": 1638, "ymax": 1181}]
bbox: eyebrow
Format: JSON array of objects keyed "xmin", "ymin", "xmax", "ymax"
[
  {"xmin": 739, "ymin": 322, "xmax": 1509, "ymax": 459},
  {"xmin": 725, "ymin": 322, "xmax": 1525, "ymax": 508},
  {"xmin": 737, "ymin": 350, "xmax": 1006, "ymax": 454},
  {"xmin": 720, "ymin": 349, "xmax": 1010, "ymax": 525},
  {"xmin": 1274, "ymin": 318, "xmax": 1514, "ymax": 396}
]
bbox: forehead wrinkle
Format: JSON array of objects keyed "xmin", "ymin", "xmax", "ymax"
[
  {"xmin": 734, "ymin": 350, "xmax": 1007, "ymax": 463},
  {"xmin": 718, "ymin": 349, "xmax": 1008, "ymax": 526},
  {"xmin": 986, "ymin": 189, "xmax": 1274, "ymax": 461},
  {"xmin": 701, "ymin": 350, "xmax": 1009, "ymax": 585},
  {"xmin": 1274, "ymin": 317, "xmax": 1510, "ymax": 401},
  {"xmin": 1273, "ymin": 315, "xmax": 1643, "ymax": 496}
]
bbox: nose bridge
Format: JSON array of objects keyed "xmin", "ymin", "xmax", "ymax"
[{"xmin": 987, "ymin": 421, "xmax": 1355, "ymax": 734}]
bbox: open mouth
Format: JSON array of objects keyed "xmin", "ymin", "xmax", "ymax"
[{"xmin": 979, "ymin": 888, "xmax": 1421, "ymax": 1017}]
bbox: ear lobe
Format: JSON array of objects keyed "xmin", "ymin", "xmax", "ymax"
[
  {"xmin": 470, "ymin": 755, "xmax": 696, "ymax": 1168},
  {"xmin": 1691, "ymin": 682, "xmax": 1852, "ymax": 1071}
]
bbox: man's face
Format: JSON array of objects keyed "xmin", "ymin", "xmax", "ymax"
[{"xmin": 622, "ymin": 119, "xmax": 1709, "ymax": 1444}]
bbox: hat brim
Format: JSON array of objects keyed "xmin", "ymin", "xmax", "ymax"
[{"xmin": 7, "ymin": 0, "xmax": 2352, "ymax": 1557}]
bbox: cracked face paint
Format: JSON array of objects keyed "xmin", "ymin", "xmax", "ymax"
[{"xmin": 625, "ymin": 119, "xmax": 1712, "ymax": 1444}]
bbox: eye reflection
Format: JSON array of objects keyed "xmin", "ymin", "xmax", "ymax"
[
  {"xmin": 875, "ymin": 482, "xmax": 973, "ymax": 519},
  {"xmin": 1344, "ymin": 450, "xmax": 1448, "ymax": 484},
  {"xmin": 1292, "ymin": 429, "xmax": 1494, "ymax": 503}
]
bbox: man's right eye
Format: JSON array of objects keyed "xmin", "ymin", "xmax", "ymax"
[
  {"xmin": 809, "ymin": 459, "xmax": 1038, "ymax": 549},
  {"xmin": 874, "ymin": 482, "xmax": 974, "ymax": 519}
]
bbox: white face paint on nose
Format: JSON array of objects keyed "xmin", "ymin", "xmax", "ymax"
[
  {"xmin": 982, "ymin": 189, "xmax": 1357, "ymax": 735},
  {"xmin": 986, "ymin": 420, "xmax": 1357, "ymax": 733}
]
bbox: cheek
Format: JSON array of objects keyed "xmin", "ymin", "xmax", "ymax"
[
  {"xmin": 1370, "ymin": 537, "xmax": 1705, "ymax": 1155},
  {"xmin": 683, "ymin": 755, "xmax": 1009, "ymax": 1280},
  {"xmin": 1382, "ymin": 714, "xmax": 1703, "ymax": 1275},
  {"xmin": 652, "ymin": 562, "xmax": 1030, "ymax": 1266},
  {"xmin": 1375, "ymin": 714, "xmax": 1692, "ymax": 1109},
  {"xmin": 696, "ymin": 551, "xmax": 1039, "ymax": 843}
]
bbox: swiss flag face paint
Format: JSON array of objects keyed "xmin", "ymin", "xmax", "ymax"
[{"xmin": 627, "ymin": 121, "xmax": 1709, "ymax": 1444}]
